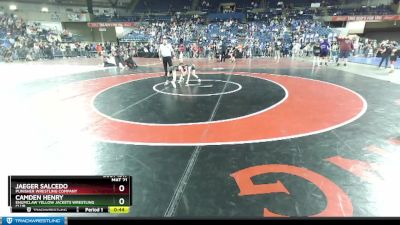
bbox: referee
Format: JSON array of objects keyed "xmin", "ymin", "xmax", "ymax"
[{"xmin": 159, "ymin": 37, "xmax": 175, "ymax": 85}]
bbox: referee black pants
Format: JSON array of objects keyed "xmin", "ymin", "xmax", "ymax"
[
  {"xmin": 163, "ymin": 56, "xmax": 173, "ymax": 78},
  {"xmin": 115, "ymin": 56, "xmax": 125, "ymax": 67},
  {"xmin": 220, "ymin": 52, "xmax": 226, "ymax": 62}
]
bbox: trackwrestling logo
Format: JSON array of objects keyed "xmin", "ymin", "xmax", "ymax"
[{"xmin": 2, "ymin": 217, "xmax": 64, "ymax": 225}]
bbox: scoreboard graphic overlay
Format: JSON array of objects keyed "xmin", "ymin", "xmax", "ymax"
[{"xmin": 8, "ymin": 176, "xmax": 132, "ymax": 214}]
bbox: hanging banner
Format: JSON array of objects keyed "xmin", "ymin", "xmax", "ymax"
[
  {"xmin": 87, "ymin": 22, "xmax": 137, "ymax": 28},
  {"xmin": 332, "ymin": 15, "xmax": 400, "ymax": 21}
]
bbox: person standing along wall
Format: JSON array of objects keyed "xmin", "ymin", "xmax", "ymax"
[
  {"xmin": 389, "ymin": 44, "xmax": 399, "ymax": 74},
  {"xmin": 320, "ymin": 38, "xmax": 330, "ymax": 66},
  {"xmin": 336, "ymin": 35, "xmax": 353, "ymax": 67},
  {"xmin": 378, "ymin": 43, "xmax": 391, "ymax": 69}
]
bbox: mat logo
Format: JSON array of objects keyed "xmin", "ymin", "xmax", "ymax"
[
  {"xmin": 231, "ymin": 142, "xmax": 398, "ymax": 217},
  {"xmin": 6, "ymin": 217, "xmax": 13, "ymax": 224},
  {"xmin": 231, "ymin": 164, "xmax": 353, "ymax": 217}
]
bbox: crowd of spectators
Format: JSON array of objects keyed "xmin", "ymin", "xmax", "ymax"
[
  {"xmin": 1, "ymin": 5, "xmax": 399, "ymax": 66},
  {"xmin": 120, "ymin": 13, "xmax": 336, "ymax": 59},
  {"xmin": 0, "ymin": 12, "xmax": 99, "ymax": 62},
  {"xmin": 117, "ymin": 12, "xmax": 399, "ymax": 70}
]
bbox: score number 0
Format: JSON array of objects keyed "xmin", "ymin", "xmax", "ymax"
[{"xmin": 119, "ymin": 184, "xmax": 125, "ymax": 205}]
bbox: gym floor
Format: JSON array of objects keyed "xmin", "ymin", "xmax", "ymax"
[{"xmin": 1, "ymin": 57, "xmax": 399, "ymax": 217}]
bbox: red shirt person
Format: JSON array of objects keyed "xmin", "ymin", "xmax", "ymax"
[{"xmin": 336, "ymin": 35, "xmax": 354, "ymax": 66}]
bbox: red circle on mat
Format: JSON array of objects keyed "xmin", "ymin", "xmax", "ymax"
[{"xmin": 33, "ymin": 72, "xmax": 367, "ymax": 146}]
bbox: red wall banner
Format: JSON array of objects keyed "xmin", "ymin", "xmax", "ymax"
[
  {"xmin": 87, "ymin": 22, "xmax": 137, "ymax": 28},
  {"xmin": 332, "ymin": 15, "xmax": 400, "ymax": 21}
]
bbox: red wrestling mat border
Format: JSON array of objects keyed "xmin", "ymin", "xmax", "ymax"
[{"xmin": 31, "ymin": 72, "xmax": 367, "ymax": 146}]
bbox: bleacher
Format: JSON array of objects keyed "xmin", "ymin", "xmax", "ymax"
[
  {"xmin": 90, "ymin": 0, "xmax": 397, "ymax": 24},
  {"xmin": 207, "ymin": 12, "xmax": 245, "ymax": 22},
  {"xmin": 327, "ymin": 5, "xmax": 394, "ymax": 16},
  {"xmin": 135, "ymin": 0, "xmax": 190, "ymax": 13},
  {"xmin": 0, "ymin": 28, "xmax": 7, "ymax": 40},
  {"xmin": 121, "ymin": 13, "xmax": 336, "ymax": 47}
]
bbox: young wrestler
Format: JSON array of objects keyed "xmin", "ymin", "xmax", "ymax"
[
  {"xmin": 229, "ymin": 46, "xmax": 237, "ymax": 63},
  {"xmin": 176, "ymin": 63, "xmax": 201, "ymax": 85},
  {"xmin": 125, "ymin": 55, "xmax": 138, "ymax": 69},
  {"xmin": 166, "ymin": 63, "xmax": 201, "ymax": 88},
  {"xmin": 165, "ymin": 65, "xmax": 178, "ymax": 88}
]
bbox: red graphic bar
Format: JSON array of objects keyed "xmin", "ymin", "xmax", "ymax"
[
  {"xmin": 12, "ymin": 184, "xmax": 130, "ymax": 195},
  {"xmin": 87, "ymin": 22, "xmax": 137, "ymax": 28},
  {"xmin": 331, "ymin": 15, "xmax": 400, "ymax": 21},
  {"xmin": 9, "ymin": 176, "xmax": 131, "ymax": 206}
]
